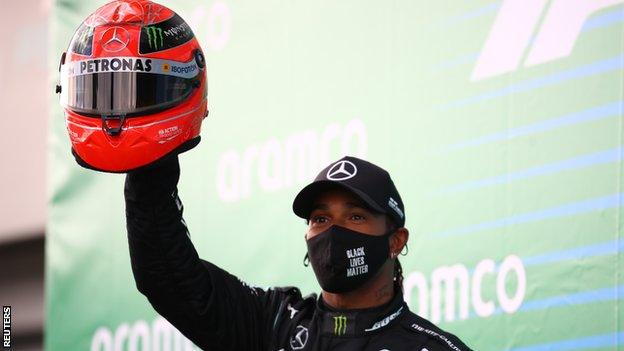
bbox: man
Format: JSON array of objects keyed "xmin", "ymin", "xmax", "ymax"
[
  {"xmin": 56, "ymin": 1, "xmax": 473, "ymax": 347},
  {"xmin": 125, "ymin": 154, "xmax": 473, "ymax": 350}
]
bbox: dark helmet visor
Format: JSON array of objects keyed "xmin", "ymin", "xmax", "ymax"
[{"xmin": 60, "ymin": 56, "xmax": 200, "ymax": 116}]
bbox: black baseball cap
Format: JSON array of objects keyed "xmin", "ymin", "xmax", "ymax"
[{"xmin": 292, "ymin": 156, "xmax": 406, "ymax": 227}]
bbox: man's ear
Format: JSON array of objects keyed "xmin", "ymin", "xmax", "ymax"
[{"xmin": 390, "ymin": 228, "xmax": 409, "ymax": 257}]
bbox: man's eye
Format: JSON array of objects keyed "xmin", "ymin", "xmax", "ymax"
[
  {"xmin": 311, "ymin": 216, "xmax": 328, "ymax": 224},
  {"xmin": 351, "ymin": 214, "xmax": 365, "ymax": 221}
]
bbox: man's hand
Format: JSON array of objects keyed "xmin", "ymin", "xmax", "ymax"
[{"xmin": 125, "ymin": 154, "xmax": 180, "ymax": 204}]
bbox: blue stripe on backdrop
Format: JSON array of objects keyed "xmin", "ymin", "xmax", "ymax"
[
  {"xmin": 460, "ymin": 239, "xmax": 621, "ymax": 273},
  {"xmin": 440, "ymin": 55, "xmax": 624, "ymax": 110},
  {"xmin": 434, "ymin": 1, "xmax": 501, "ymax": 28},
  {"xmin": 433, "ymin": 53, "xmax": 480, "ymax": 72},
  {"xmin": 467, "ymin": 285, "xmax": 624, "ymax": 319},
  {"xmin": 444, "ymin": 102, "xmax": 622, "ymax": 151},
  {"xmin": 583, "ymin": 7, "xmax": 624, "ymax": 31},
  {"xmin": 505, "ymin": 332, "xmax": 624, "ymax": 351},
  {"xmin": 434, "ymin": 193, "xmax": 622, "ymax": 237},
  {"xmin": 523, "ymin": 239, "xmax": 624, "ymax": 267},
  {"xmin": 432, "ymin": 6, "xmax": 624, "ymax": 72},
  {"xmin": 515, "ymin": 285, "xmax": 624, "ymax": 313},
  {"xmin": 442, "ymin": 147, "xmax": 624, "ymax": 194}
]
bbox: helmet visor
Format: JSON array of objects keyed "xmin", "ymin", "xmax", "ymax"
[{"xmin": 60, "ymin": 56, "xmax": 200, "ymax": 116}]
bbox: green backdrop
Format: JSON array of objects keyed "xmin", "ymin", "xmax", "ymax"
[{"xmin": 46, "ymin": 1, "xmax": 624, "ymax": 350}]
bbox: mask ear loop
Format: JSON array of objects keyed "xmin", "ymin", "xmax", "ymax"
[
  {"xmin": 400, "ymin": 243, "xmax": 409, "ymax": 256},
  {"xmin": 387, "ymin": 227, "xmax": 398, "ymax": 258},
  {"xmin": 302, "ymin": 231, "xmax": 310, "ymax": 267}
]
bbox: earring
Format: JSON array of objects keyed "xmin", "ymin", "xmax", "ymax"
[{"xmin": 400, "ymin": 244, "xmax": 409, "ymax": 256}]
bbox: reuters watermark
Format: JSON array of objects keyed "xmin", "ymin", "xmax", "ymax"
[{"xmin": 3, "ymin": 306, "xmax": 10, "ymax": 349}]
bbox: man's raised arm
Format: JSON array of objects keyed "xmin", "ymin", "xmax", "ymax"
[{"xmin": 124, "ymin": 156, "xmax": 283, "ymax": 350}]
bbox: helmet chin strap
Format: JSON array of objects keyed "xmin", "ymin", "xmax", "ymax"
[{"xmin": 101, "ymin": 114, "xmax": 127, "ymax": 136}]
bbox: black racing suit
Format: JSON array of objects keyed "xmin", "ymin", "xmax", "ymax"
[{"xmin": 124, "ymin": 156, "xmax": 474, "ymax": 351}]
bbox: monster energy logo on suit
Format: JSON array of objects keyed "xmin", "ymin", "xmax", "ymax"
[
  {"xmin": 333, "ymin": 316, "xmax": 347, "ymax": 336},
  {"xmin": 140, "ymin": 13, "xmax": 195, "ymax": 54}
]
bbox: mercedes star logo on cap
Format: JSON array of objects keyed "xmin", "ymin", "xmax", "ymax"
[
  {"xmin": 326, "ymin": 160, "xmax": 357, "ymax": 181},
  {"xmin": 101, "ymin": 27, "xmax": 130, "ymax": 52}
]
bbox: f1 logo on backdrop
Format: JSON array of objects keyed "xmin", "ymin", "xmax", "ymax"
[{"xmin": 471, "ymin": 0, "xmax": 624, "ymax": 81}]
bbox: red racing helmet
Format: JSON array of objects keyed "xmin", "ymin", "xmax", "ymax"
[{"xmin": 57, "ymin": 0, "xmax": 208, "ymax": 173}]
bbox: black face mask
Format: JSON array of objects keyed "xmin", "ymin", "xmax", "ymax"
[{"xmin": 306, "ymin": 225, "xmax": 393, "ymax": 293}]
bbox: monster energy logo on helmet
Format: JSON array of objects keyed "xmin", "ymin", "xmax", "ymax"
[
  {"xmin": 333, "ymin": 316, "xmax": 347, "ymax": 336},
  {"xmin": 145, "ymin": 27, "xmax": 164, "ymax": 50},
  {"xmin": 139, "ymin": 13, "xmax": 195, "ymax": 54}
]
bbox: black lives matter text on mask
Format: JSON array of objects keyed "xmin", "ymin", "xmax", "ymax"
[
  {"xmin": 346, "ymin": 247, "xmax": 369, "ymax": 277},
  {"xmin": 3, "ymin": 306, "xmax": 10, "ymax": 349}
]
